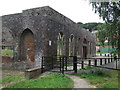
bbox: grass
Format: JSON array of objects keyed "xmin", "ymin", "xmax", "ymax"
[
  {"xmin": 80, "ymin": 66, "xmax": 94, "ymax": 70},
  {"xmin": 4, "ymin": 73, "xmax": 73, "ymax": 88},
  {"xmin": 71, "ymin": 69, "xmax": 119, "ymax": 88},
  {"xmin": 96, "ymin": 52, "xmax": 107, "ymax": 54},
  {"xmin": 2, "ymin": 75, "xmax": 24, "ymax": 85},
  {"xmin": 2, "ymin": 49, "xmax": 13, "ymax": 56}
]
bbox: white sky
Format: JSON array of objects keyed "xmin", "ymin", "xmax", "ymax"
[{"xmin": 0, "ymin": 0, "xmax": 104, "ymax": 23}]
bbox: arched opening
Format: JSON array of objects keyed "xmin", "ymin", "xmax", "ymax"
[
  {"xmin": 83, "ymin": 38, "xmax": 87, "ymax": 44},
  {"xmin": 77, "ymin": 38, "xmax": 81, "ymax": 56},
  {"xmin": 69, "ymin": 34, "xmax": 74, "ymax": 56},
  {"xmin": 57, "ymin": 32, "xmax": 65, "ymax": 56},
  {"xmin": 83, "ymin": 38, "xmax": 87, "ymax": 58},
  {"xmin": 20, "ymin": 29, "xmax": 35, "ymax": 62}
]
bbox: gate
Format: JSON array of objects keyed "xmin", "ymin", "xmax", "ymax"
[{"xmin": 41, "ymin": 56, "xmax": 75, "ymax": 74}]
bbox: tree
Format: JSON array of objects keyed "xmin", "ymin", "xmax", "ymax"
[
  {"xmin": 97, "ymin": 23, "xmax": 108, "ymax": 45},
  {"xmin": 91, "ymin": 2, "xmax": 120, "ymax": 56},
  {"xmin": 77, "ymin": 22, "xmax": 102, "ymax": 32}
]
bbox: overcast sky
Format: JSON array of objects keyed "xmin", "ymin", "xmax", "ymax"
[{"xmin": 0, "ymin": 0, "xmax": 104, "ymax": 23}]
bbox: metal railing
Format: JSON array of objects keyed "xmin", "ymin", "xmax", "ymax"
[{"xmin": 41, "ymin": 55, "xmax": 120, "ymax": 74}]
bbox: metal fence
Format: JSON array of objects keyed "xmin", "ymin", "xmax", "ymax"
[
  {"xmin": 77, "ymin": 57, "xmax": 120, "ymax": 71},
  {"xmin": 41, "ymin": 55, "xmax": 120, "ymax": 74},
  {"xmin": 41, "ymin": 56, "xmax": 68, "ymax": 73}
]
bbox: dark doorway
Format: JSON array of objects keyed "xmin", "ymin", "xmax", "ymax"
[
  {"xmin": 83, "ymin": 46, "xmax": 87, "ymax": 58},
  {"xmin": 20, "ymin": 29, "xmax": 35, "ymax": 62}
]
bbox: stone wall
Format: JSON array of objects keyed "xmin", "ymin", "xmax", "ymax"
[{"xmin": 2, "ymin": 6, "xmax": 96, "ymax": 70}]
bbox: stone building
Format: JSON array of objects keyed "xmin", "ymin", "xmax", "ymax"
[{"xmin": 2, "ymin": 6, "xmax": 96, "ymax": 70}]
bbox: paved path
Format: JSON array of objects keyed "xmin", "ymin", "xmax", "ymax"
[
  {"xmin": 41, "ymin": 71, "xmax": 95, "ymax": 88},
  {"xmin": 66, "ymin": 74, "xmax": 94, "ymax": 88},
  {"xmin": 102, "ymin": 60, "xmax": 120, "ymax": 69}
]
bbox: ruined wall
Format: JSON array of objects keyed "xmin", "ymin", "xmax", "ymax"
[
  {"xmin": 40, "ymin": 6, "xmax": 96, "ymax": 58},
  {"xmin": 2, "ymin": 6, "xmax": 96, "ymax": 70}
]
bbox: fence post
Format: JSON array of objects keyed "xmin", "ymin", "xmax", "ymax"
[
  {"xmin": 114, "ymin": 56, "xmax": 117, "ymax": 69},
  {"xmin": 100, "ymin": 58, "xmax": 102, "ymax": 65},
  {"xmin": 108, "ymin": 58, "xmax": 110, "ymax": 63},
  {"xmin": 62, "ymin": 56, "xmax": 64, "ymax": 74},
  {"xmin": 111, "ymin": 54, "xmax": 112, "ymax": 57},
  {"xmin": 94, "ymin": 59, "xmax": 97, "ymax": 66},
  {"xmin": 116, "ymin": 58, "xmax": 117, "ymax": 69},
  {"xmin": 81, "ymin": 60, "xmax": 84, "ymax": 69},
  {"xmin": 65, "ymin": 56, "xmax": 67, "ymax": 71},
  {"xmin": 73, "ymin": 56, "xmax": 77, "ymax": 73},
  {"xmin": 105, "ymin": 58, "xmax": 107, "ymax": 64},
  {"xmin": 105, "ymin": 54, "xmax": 106, "ymax": 57},
  {"xmin": 111, "ymin": 58, "xmax": 113, "ymax": 62},
  {"xmin": 88, "ymin": 60, "xmax": 91, "ymax": 66}
]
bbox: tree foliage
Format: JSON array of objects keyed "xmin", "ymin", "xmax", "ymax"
[
  {"xmin": 77, "ymin": 22, "xmax": 102, "ymax": 32},
  {"xmin": 97, "ymin": 23, "xmax": 107, "ymax": 45},
  {"xmin": 91, "ymin": 1, "xmax": 120, "ymax": 56}
]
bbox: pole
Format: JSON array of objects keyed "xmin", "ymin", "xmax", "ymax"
[
  {"xmin": 62, "ymin": 56, "xmax": 64, "ymax": 74},
  {"xmin": 73, "ymin": 56, "xmax": 77, "ymax": 73}
]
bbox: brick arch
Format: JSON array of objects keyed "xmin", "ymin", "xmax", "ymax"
[{"xmin": 20, "ymin": 29, "xmax": 35, "ymax": 62}]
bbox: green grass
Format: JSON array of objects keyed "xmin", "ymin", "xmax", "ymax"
[
  {"xmin": 71, "ymin": 69, "xmax": 119, "ymax": 88},
  {"xmin": 2, "ymin": 49, "xmax": 13, "ymax": 56},
  {"xmin": 4, "ymin": 73, "xmax": 73, "ymax": 88},
  {"xmin": 2, "ymin": 75, "xmax": 24, "ymax": 85},
  {"xmin": 80, "ymin": 66, "xmax": 94, "ymax": 70},
  {"xmin": 96, "ymin": 52, "xmax": 107, "ymax": 54}
]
